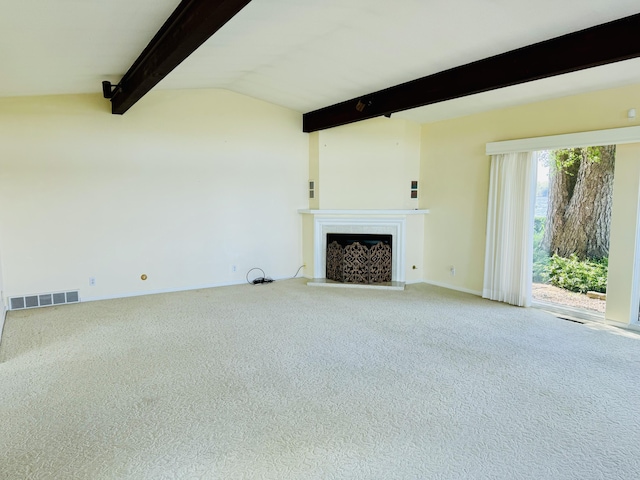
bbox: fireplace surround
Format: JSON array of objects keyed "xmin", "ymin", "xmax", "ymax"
[{"xmin": 299, "ymin": 209, "xmax": 429, "ymax": 289}]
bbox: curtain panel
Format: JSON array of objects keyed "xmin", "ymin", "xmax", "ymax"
[{"xmin": 483, "ymin": 152, "xmax": 536, "ymax": 307}]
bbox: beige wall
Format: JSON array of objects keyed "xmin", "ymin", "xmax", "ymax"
[
  {"xmin": 317, "ymin": 117, "xmax": 421, "ymax": 210},
  {"xmin": 4, "ymin": 82, "xmax": 638, "ymax": 320},
  {"xmin": 303, "ymin": 116, "xmax": 425, "ymax": 282},
  {"xmin": 421, "ymin": 83, "xmax": 640, "ymax": 298},
  {"xmin": 0, "ymin": 90, "xmax": 308, "ymax": 302},
  {"xmin": 606, "ymin": 143, "xmax": 640, "ymax": 324}
]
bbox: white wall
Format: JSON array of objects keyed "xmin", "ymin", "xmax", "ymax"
[{"xmin": 0, "ymin": 90, "xmax": 308, "ymax": 302}]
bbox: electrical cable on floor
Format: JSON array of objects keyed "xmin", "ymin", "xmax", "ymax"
[
  {"xmin": 246, "ymin": 267, "xmax": 274, "ymax": 285},
  {"xmin": 292, "ymin": 265, "xmax": 305, "ymax": 278}
]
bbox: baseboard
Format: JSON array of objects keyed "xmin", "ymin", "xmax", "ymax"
[
  {"xmin": 421, "ymin": 280, "xmax": 482, "ymax": 297},
  {"xmin": 1, "ymin": 277, "xmax": 482, "ymax": 316},
  {"xmin": 80, "ymin": 275, "xmax": 300, "ymax": 303}
]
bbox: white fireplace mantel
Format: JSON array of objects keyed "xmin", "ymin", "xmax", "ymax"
[{"xmin": 299, "ymin": 209, "xmax": 429, "ymax": 283}]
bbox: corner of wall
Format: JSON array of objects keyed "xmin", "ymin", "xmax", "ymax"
[{"xmin": 309, "ymin": 131, "xmax": 320, "ymax": 209}]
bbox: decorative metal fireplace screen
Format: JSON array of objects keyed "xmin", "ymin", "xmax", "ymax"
[{"xmin": 326, "ymin": 233, "xmax": 392, "ymax": 284}]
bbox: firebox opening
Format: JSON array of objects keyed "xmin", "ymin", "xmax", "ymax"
[{"xmin": 326, "ymin": 233, "xmax": 392, "ymax": 284}]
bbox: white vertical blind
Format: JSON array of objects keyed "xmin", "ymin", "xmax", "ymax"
[{"xmin": 483, "ymin": 152, "xmax": 537, "ymax": 307}]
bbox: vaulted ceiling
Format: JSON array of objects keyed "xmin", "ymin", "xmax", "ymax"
[{"xmin": 2, "ymin": 0, "xmax": 639, "ymax": 123}]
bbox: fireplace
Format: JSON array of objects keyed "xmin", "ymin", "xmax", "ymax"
[
  {"xmin": 326, "ymin": 233, "xmax": 392, "ymax": 284},
  {"xmin": 306, "ymin": 215, "xmax": 407, "ymax": 285},
  {"xmin": 300, "ymin": 208, "xmax": 429, "ymax": 289}
]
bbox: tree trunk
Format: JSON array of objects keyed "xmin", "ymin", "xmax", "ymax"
[
  {"xmin": 554, "ymin": 145, "xmax": 615, "ymax": 259},
  {"xmin": 551, "ymin": 145, "xmax": 615, "ymax": 259},
  {"xmin": 542, "ymin": 155, "xmax": 578, "ymax": 254}
]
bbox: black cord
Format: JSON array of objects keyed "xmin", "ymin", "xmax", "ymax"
[
  {"xmin": 292, "ymin": 265, "xmax": 305, "ymax": 278},
  {"xmin": 246, "ymin": 267, "xmax": 274, "ymax": 285}
]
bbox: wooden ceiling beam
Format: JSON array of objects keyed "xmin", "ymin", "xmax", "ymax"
[
  {"xmin": 303, "ymin": 13, "xmax": 640, "ymax": 132},
  {"xmin": 107, "ymin": 0, "xmax": 252, "ymax": 115}
]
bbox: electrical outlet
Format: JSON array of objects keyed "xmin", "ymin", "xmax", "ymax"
[
  {"xmin": 232, "ymin": 265, "xmax": 237, "ymax": 273},
  {"xmin": 89, "ymin": 277, "xmax": 96, "ymax": 286},
  {"xmin": 450, "ymin": 266, "xmax": 456, "ymax": 276}
]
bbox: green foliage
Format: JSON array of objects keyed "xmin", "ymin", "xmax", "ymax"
[
  {"xmin": 531, "ymin": 215, "xmax": 608, "ymax": 293},
  {"xmin": 532, "ymin": 217, "xmax": 550, "ymax": 283},
  {"xmin": 551, "ymin": 148, "xmax": 580, "ymax": 176},
  {"xmin": 550, "ymin": 147, "xmax": 604, "ymax": 201},
  {"xmin": 532, "ymin": 249, "xmax": 550, "ymax": 284},
  {"xmin": 552, "ymin": 146, "xmax": 602, "ymax": 175},
  {"xmin": 547, "ymin": 254, "xmax": 608, "ymax": 294}
]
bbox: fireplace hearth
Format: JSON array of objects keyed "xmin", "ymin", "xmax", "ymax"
[{"xmin": 326, "ymin": 233, "xmax": 392, "ymax": 284}]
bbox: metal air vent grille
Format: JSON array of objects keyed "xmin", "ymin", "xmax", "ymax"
[{"xmin": 9, "ymin": 291, "xmax": 79, "ymax": 310}]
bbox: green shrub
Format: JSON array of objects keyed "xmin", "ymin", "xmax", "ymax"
[
  {"xmin": 532, "ymin": 217, "xmax": 550, "ymax": 283},
  {"xmin": 532, "ymin": 248, "xmax": 550, "ymax": 283},
  {"xmin": 547, "ymin": 254, "xmax": 608, "ymax": 294},
  {"xmin": 529, "ymin": 216, "xmax": 608, "ymax": 293}
]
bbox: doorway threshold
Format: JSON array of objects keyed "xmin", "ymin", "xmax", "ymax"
[
  {"xmin": 531, "ymin": 299, "xmax": 639, "ymax": 332},
  {"xmin": 533, "ymin": 300, "xmax": 640, "ymax": 337},
  {"xmin": 532, "ymin": 299, "xmax": 604, "ymax": 323}
]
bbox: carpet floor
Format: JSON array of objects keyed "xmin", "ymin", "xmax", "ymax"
[{"xmin": 1, "ymin": 280, "xmax": 639, "ymax": 479}]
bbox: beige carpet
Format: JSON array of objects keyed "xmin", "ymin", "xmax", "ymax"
[{"xmin": 1, "ymin": 279, "xmax": 640, "ymax": 479}]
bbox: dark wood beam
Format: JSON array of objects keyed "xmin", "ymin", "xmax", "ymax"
[
  {"xmin": 108, "ymin": 0, "xmax": 252, "ymax": 115},
  {"xmin": 303, "ymin": 13, "xmax": 640, "ymax": 132}
]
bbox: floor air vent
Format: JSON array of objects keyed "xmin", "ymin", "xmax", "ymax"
[
  {"xmin": 557, "ymin": 316, "xmax": 584, "ymax": 324},
  {"xmin": 9, "ymin": 291, "xmax": 79, "ymax": 310}
]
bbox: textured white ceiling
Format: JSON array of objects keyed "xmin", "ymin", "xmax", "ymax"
[{"xmin": 1, "ymin": 0, "xmax": 639, "ymax": 123}]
